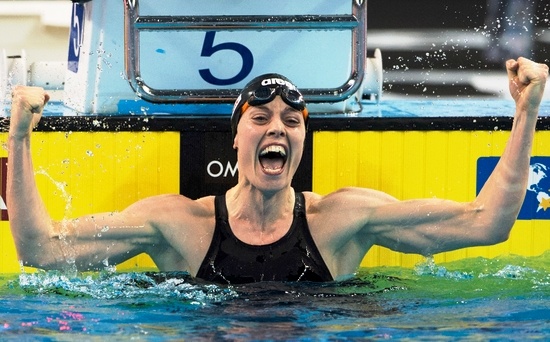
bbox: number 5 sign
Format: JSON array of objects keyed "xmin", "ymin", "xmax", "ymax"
[
  {"xmin": 198, "ymin": 31, "xmax": 254, "ymax": 86},
  {"xmin": 64, "ymin": 0, "xmax": 367, "ymax": 114}
]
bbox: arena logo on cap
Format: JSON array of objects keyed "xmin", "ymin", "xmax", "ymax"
[{"xmin": 261, "ymin": 78, "xmax": 297, "ymax": 90}]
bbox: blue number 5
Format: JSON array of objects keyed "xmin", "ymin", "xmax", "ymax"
[{"xmin": 199, "ymin": 31, "xmax": 254, "ymax": 86}]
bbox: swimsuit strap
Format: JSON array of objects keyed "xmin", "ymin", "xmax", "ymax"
[
  {"xmin": 215, "ymin": 194, "xmax": 229, "ymax": 222},
  {"xmin": 294, "ymin": 191, "xmax": 306, "ymax": 218}
]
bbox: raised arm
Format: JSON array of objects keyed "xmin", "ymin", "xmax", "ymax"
[
  {"xmin": 465, "ymin": 57, "xmax": 548, "ymax": 243},
  {"xmin": 7, "ymin": 86, "xmax": 55, "ymax": 265},
  {"xmin": 6, "ymin": 86, "xmax": 162, "ymax": 271},
  {"xmin": 471, "ymin": 58, "xmax": 549, "ymax": 237},
  {"xmin": 370, "ymin": 58, "xmax": 549, "ymax": 255}
]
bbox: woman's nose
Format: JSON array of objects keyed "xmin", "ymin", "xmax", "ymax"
[{"xmin": 266, "ymin": 117, "xmax": 286, "ymax": 137}]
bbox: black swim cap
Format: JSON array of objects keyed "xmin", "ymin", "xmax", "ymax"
[{"xmin": 231, "ymin": 73, "xmax": 308, "ymax": 138}]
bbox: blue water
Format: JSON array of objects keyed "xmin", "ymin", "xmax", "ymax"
[{"xmin": 1, "ymin": 253, "xmax": 549, "ymax": 340}]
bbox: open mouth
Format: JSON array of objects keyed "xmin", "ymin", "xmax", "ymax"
[{"xmin": 259, "ymin": 145, "xmax": 287, "ymax": 174}]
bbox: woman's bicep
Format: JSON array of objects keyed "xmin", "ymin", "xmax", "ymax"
[
  {"xmin": 367, "ymin": 198, "xmax": 487, "ymax": 255},
  {"xmin": 45, "ymin": 199, "xmax": 163, "ymax": 270}
]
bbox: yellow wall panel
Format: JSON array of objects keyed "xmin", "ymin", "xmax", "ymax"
[
  {"xmin": 0, "ymin": 224, "xmax": 21, "ymax": 273},
  {"xmin": 312, "ymin": 131, "xmax": 338, "ymax": 194},
  {"xmin": 380, "ymin": 132, "xmax": 404, "ymax": 199},
  {"xmin": 358, "ymin": 131, "xmax": 382, "ymax": 190},
  {"xmin": 403, "ymin": 131, "xmax": 426, "ymax": 199}
]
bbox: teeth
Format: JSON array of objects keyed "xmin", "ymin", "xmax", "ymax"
[{"xmin": 260, "ymin": 145, "xmax": 286, "ymax": 157}]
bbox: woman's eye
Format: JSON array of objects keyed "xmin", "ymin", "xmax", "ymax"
[
  {"xmin": 252, "ymin": 116, "xmax": 268, "ymax": 123},
  {"xmin": 285, "ymin": 117, "xmax": 300, "ymax": 126}
]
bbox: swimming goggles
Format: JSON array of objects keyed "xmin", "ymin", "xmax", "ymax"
[{"xmin": 241, "ymin": 85, "xmax": 308, "ymax": 119}]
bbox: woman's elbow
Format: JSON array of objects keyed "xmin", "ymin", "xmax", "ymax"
[
  {"xmin": 13, "ymin": 230, "xmax": 65, "ymax": 270},
  {"xmin": 16, "ymin": 243, "xmax": 62, "ymax": 270},
  {"xmin": 467, "ymin": 204, "xmax": 516, "ymax": 246},
  {"xmin": 477, "ymin": 222, "xmax": 513, "ymax": 246}
]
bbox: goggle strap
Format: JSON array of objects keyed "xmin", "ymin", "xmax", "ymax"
[{"xmin": 240, "ymin": 102, "xmax": 250, "ymax": 116}]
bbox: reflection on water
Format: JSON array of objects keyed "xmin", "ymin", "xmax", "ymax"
[{"xmin": 0, "ymin": 252, "xmax": 549, "ymax": 339}]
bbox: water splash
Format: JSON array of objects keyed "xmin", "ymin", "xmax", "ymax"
[
  {"xmin": 16, "ymin": 271, "xmax": 238, "ymax": 304},
  {"xmin": 35, "ymin": 168, "xmax": 72, "ymax": 215},
  {"xmin": 414, "ymin": 256, "xmax": 474, "ymax": 280},
  {"xmin": 35, "ymin": 168, "xmax": 77, "ymax": 276}
]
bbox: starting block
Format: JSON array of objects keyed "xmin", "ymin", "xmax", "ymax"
[{"xmin": 4, "ymin": 0, "xmax": 383, "ymax": 115}]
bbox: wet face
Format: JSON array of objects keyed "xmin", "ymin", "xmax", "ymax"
[{"xmin": 233, "ymin": 96, "xmax": 307, "ymax": 193}]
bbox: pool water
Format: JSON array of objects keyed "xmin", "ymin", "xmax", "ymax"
[{"xmin": 1, "ymin": 252, "xmax": 549, "ymax": 340}]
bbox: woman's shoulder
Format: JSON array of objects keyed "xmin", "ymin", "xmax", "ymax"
[
  {"xmin": 302, "ymin": 187, "xmax": 397, "ymax": 210},
  {"xmin": 133, "ymin": 193, "xmax": 217, "ymax": 219}
]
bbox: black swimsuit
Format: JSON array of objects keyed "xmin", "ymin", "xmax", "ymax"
[{"xmin": 195, "ymin": 193, "xmax": 333, "ymax": 284}]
